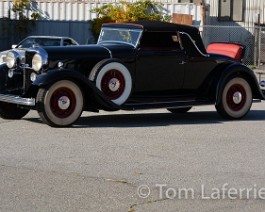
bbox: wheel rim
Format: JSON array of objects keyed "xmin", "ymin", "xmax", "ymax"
[
  {"xmin": 50, "ymin": 87, "xmax": 76, "ymax": 118},
  {"xmin": 100, "ymin": 69, "xmax": 125, "ymax": 100},
  {"xmin": 226, "ymin": 84, "xmax": 246, "ymax": 111}
]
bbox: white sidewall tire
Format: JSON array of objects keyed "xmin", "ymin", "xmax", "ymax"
[
  {"xmin": 90, "ymin": 62, "xmax": 132, "ymax": 105},
  {"xmin": 222, "ymin": 77, "xmax": 252, "ymax": 118},
  {"xmin": 43, "ymin": 80, "xmax": 83, "ymax": 126}
]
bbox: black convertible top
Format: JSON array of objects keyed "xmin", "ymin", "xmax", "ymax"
[{"xmin": 103, "ymin": 21, "xmax": 207, "ymax": 54}]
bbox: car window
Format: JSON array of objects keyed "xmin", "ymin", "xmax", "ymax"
[
  {"xmin": 38, "ymin": 38, "xmax": 61, "ymax": 46},
  {"xmin": 63, "ymin": 39, "xmax": 77, "ymax": 46},
  {"xmin": 139, "ymin": 32, "xmax": 181, "ymax": 50},
  {"xmin": 17, "ymin": 38, "xmax": 61, "ymax": 48}
]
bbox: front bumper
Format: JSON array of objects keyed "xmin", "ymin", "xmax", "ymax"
[{"xmin": 0, "ymin": 94, "xmax": 35, "ymax": 106}]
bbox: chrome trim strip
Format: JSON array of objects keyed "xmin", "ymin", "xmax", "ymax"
[
  {"xmin": 99, "ymin": 40, "xmax": 136, "ymax": 48},
  {"xmin": 0, "ymin": 94, "xmax": 35, "ymax": 106},
  {"xmin": 179, "ymin": 31, "xmax": 209, "ymax": 57}
]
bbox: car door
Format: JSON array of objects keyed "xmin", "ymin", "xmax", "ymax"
[
  {"xmin": 179, "ymin": 33, "xmax": 217, "ymax": 92},
  {"xmin": 134, "ymin": 31, "xmax": 185, "ymax": 95}
]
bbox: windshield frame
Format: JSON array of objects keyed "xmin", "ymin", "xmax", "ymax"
[{"xmin": 97, "ymin": 27, "xmax": 143, "ymax": 48}]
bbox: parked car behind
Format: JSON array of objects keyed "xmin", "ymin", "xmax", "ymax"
[
  {"xmin": 12, "ymin": 36, "xmax": 79, "ymax": 49},
  {"xmin": 0, "ymin": 36, "xmax": 79, "ymax": 64},
  {"xmin": 0, "ymin": 21, "xmax": 264, "ymax": 127}
]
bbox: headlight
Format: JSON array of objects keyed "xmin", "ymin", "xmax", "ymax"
[
  {"xmin": 0, "ymin": 55, "xmax": 3, "ymax": 63},
  {"xmin": 32, "ymin": 53, "xmax": 43, "ymax": 72},
  {"xmin": 6, "ymin": 51, "xmax": 18, "ymax": 69}
]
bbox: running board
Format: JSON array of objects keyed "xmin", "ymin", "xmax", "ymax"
[{"xmin": 0, "ymin": 94, "xmax": 35, "ymax": 106}]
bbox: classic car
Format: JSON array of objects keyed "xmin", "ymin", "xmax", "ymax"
[{"xmin": 0, "ymin": 21, "xmax": 264, "ymax": 127}]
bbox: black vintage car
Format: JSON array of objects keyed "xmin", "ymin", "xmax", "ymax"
[{"xmin": 0, "ymin": 21, "xmax": 264, "ymax": 127}]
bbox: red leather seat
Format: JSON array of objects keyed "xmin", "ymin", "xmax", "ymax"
[{"xmin": 207, "ymin": 43, "xmax": 245, "ymax": 61}]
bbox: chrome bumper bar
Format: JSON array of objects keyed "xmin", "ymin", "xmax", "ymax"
[{"xmin": 0, "ymin": 94, "xmax": 35, "ymax": 106}]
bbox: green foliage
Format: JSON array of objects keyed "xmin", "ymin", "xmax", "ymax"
[
  {"xmin": 12, "ymin": 0, "xmax": 40, "ymax": 20},
  {"xmin": 91, "ymin": 16, "xmax": 113, "ymax": 40},
  {"xmin": 247, "ymin": 65, "xmax": 255, "ymax": 70},
  {"xmin": 11, "ymin": 0, "xmax": 40, "ymax": 38},
  {"xmin": 91, "ymin": 0, "xmax": 170, "ymax": 38},
  {"xmin": 12, "ymin": 0, "xmax": 30, "ymax": 20}
]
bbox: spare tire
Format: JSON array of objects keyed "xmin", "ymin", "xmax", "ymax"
[{"xmin": 89, "ymin": 60, "xmax": 132, "ymax": 105}]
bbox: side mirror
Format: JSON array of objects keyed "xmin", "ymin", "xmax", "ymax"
[{"xmin": 11, "ymin": 45, "xmax": 17, "ymax": 49}]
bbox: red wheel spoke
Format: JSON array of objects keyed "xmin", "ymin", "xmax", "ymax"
[
  {"xmin": 50, "ymin": 87, "xmax": 76, "ymax": 118},
  {"xmin": 101, "ymin": 69, "xmax": 125, "ymax": 100},
  {"xmin": 226, "ymin": 84, "xmax": 246, "ymax": 111}
]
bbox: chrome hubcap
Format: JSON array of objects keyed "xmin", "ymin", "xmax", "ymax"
[
  {"xmin": 108, "ymin": 78, "xmax": 120, "ymax": 92},
  {"xmin": 232, "ymin": 91, "xmax": 243, "ymax": 104},
  {"xmin": 58, "ymin": 96, "xmax": 70, "ymax": 110}
]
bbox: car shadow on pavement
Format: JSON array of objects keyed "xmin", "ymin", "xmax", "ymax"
[
  {"xmin": 24, "ymin": 110, "xmax": 265, "ymax": 128},
  {"xmin": 72, "ymin": 109, "xmax": 265, "ymax": 128}
]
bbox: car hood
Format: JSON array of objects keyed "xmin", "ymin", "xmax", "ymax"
[
  {"xmin": 1, "ymin": 43, "xmax": 136, "ymax": 63},
  {"xmin": 42, "ymin": 45, "xmax": 112, "ymax": 60},
  {"xmin": 42, "ymin": 43, "xmax": 135, "ymax": 60}
]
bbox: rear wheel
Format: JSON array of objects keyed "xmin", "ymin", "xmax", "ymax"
[
  {"xmin": 0, "ymin": 102, "xmax": 29, "ymax": 119},
  {"xmin": 36, "ymin": 80, "xmax": 83, "ymax": 127},
  {"xmin": 167, "ymin": 107, "xmax": 192, "ymax": 113},
  {"xmin": 216, "ymin": 77, "xmax": 252, "ymax": 119}
]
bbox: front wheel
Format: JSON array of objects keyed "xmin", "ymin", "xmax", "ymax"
[
  {"xmin": 0, "ymin": 102, "xmax": 29, "ymax": 119},
  {"xmin": 216, "ymin": 77, "xmax": 252, "ymax": 119},
  {"xmin": 36, "ymin": 80, "xmax": 84, "ymax": 127}
]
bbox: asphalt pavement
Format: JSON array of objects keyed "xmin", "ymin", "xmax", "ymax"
[{"xmin": 1, "ymin": 102, "xmax": 265, "ymax": 212}]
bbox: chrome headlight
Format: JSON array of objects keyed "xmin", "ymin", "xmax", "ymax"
[
  {"xmin": 31, "ymin": 48, "xmax": 48, "ymax": 72},
  {"xmin": 32, "ymin": 53, "xmax": 43, "ymax": 72},
  {"xmin": 0, "ymin": 54, "xmax": 4, "ymax": 63},
  {"xmin": 6, "ymin": 51, "xmax": 19, "ymax": 69}
]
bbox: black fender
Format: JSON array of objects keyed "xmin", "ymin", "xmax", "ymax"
[
  {"xmin": 30, "ymin": 69, "xmax": 120, "ymax": 111},
  {"xmin": 215, "ymin": 63, "xmax": 265, "ymax": 105}
]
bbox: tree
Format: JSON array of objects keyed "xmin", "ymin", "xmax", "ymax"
[
  {"xmin": 12, "ymin": 0, "xmax": 40, "ymax": 20},
  {"xmin": 91, "ymin": 0, "xmax": 170, "ymax": 38},
  {"xmin": 11, "ymin": 0, "xmax": 40, "ymax": 37}
]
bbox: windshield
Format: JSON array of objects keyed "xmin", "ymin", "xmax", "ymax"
[{"xmin": 98, "ymin": 28, "xmax": 142, "ymax": 47}]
